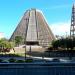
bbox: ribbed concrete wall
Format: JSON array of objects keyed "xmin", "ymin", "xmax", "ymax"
[
  {"xmin": 10, "ymin": 9, "xmax": 55, "ymax": 47},
  {"xmin": 26, "ymin": 9, "xmax": 38, "ymax": 42}
]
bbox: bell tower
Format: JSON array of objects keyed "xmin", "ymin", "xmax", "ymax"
[{"xmin": 70, "ymin": 4, "xmax": 75, "ymax": 39}]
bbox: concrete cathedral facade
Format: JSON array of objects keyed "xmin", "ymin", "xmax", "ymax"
[{"xmin": 10, "ymin": 9, "xmax": 55, "ymax": 47}]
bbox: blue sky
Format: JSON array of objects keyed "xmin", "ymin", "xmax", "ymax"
[{"xmin": 0, "ymin": 0, "xmax": 74, "ymax": 38}]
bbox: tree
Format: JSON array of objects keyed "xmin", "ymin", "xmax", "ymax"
[
  {"xmin": 0, "ymin": 38, "xmax": 15, "ymax": 53},
  {"xmin": 15, "ymin": 36, "xmax": 22, "ymax": 46},
  {"xmin": 51, "ymin": 38, "xmax": 73, "ymax": 50},
  {"xmin": 73, "ymin": 38, "xmax": 75, "ymax": 48},
  {"xmin": 52, "ymin": 40, "xmax": 59, "ymax": 50}
]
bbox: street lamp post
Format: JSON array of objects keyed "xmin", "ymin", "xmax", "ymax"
[
  {"xmin": 29, "ymin": 45, "xmax": 31, "ymax": 58},
  {"xmin": 24, "ymin": 18, "xmax": 28, "ymax": 60},
  {"xmin": 25, "ymin": 44, "xmax": 26, "ymax": 60}
]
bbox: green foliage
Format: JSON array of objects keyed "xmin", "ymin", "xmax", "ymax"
[
  {"xmin": 16, "ymin": 60, "xmax": 25, "ymax": 63},
  {"xmin": 25, "ymin": 59, "xmax": 33, "ymax": 63},
  {"xmin": 9, "ymin": 42, "xmax": 15, "ymax": 49},
  {"xmin": 0, "ymin": 38, "xmax": 15, "ymax": 52},
  {"xmin": 8, "ymin": 58, "xmax": 16, "ymax": 63},
  {"xmin": 15, "ymin": 36, "xmax": 22, "ymax": 46},
  {"xmin": 52, "ymin": 40, "xmax": 59, "ymax": 49},
  {"xmin": 0, "ymin": 59, "xmax": 3, "ymax": 62},
  {"xmin": 52, "ymin": 38, "xmax": 74, "ymax": 50}
]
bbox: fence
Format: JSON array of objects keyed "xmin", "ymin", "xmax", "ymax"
[{"xmin": 0, "ymin": 63, "xmax": 75, "ymax": 75}]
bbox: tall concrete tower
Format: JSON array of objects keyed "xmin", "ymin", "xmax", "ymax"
[
  {"xmin": 10, "ymin": 9, "xmax": 55, "ymax": 47},
  {"xmin": 70, "ymin": 4, "xmax": 75, "ymax": 39}
]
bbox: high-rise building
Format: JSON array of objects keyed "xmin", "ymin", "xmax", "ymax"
[
  {"xmin": 10, "ymin": 9, "xmax": 55, "ymax": 47},
  {"xmin": 70, "ymin": 4, "xmax": 75, "ymax": 39}
]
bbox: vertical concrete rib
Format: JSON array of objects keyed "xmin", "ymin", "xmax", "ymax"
[
  {"xmin": 26, "ymin": 9, "xmax": 38, "ymax": 42},
  {"xmin": 35, "ymin": 9, "xmax": 38, "ymax": 41}
]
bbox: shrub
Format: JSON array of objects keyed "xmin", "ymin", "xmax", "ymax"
[
  {"xmin": 16, "ymin": 60, "xmax": 25, "ymax": 63},
  {"xmin": 25, "ymin": 59, "xmax": 33, "ymax": 63},
  {"xmin": 8, "ymin": 58, "xmax": 16, "ymax": 63},
  {"xmin": 0, "ymin": 59, "xmax": 3, "ymax": 62}
]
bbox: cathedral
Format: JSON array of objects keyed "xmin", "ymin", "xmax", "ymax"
[{"xmin": 10, "ymin": 9, "xmax": 55, "ymax": 47}]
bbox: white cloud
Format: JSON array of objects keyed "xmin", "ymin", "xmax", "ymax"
[
  {"xmin": 50, "ymin": 21, "xmax": 70, "ymax": 36},
  {"xmin": 0, "ymin": 32, "xmax": 4, "ymax": 39}
]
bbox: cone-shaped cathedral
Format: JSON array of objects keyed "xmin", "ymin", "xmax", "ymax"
[{"xmin": 10, "ymin": 9, "xmax": 55, "ymax": 47}]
